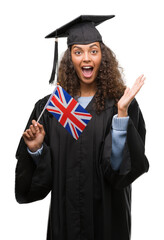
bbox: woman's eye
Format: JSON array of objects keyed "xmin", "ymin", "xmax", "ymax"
[
  {"xmin": 75, "ymin": 51, "xmax": 81, "ymax": 55},
  {"xmin": 91, "ymin": 50, "xmax": 97, "ymax": 54}
]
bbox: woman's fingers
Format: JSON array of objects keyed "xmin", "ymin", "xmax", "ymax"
[
  {"xmin": 23, "ymin": 131, "xmax": 31, "ymax": 140},
  {"xmin": 31, "ymin": 120, "xmax": 39, "ymax": 132},
  {"xmin": 30, "ymin": 124, "xmax": 36, "ymax": 135},
  {"xmin": 32, "ymin": 120, "xmax": 45, "ymax": 136},
  {"xmin": 22, "ymin": 120, "xmax": 45, "ymax": 152},
  {"xmin": 27, "ymin": 129, "xmax": 35, "ymax": 139},
  {"xmin": 23, "ymin": 120, "xmax": 45, "ymax": 143},
  {"xmin": 117, "ymin": 74, "xmax": 146, "ymax": 117},
  {"xmin": 131, "ymin": 75, "xmax": 146, "ymax": 97},
  {"xmin": 135, "ymin": 74, "xmax": 145, "ymax": 86},
  {"xmin": 23, "ymin": 122, "xmax": 38, "ymax": 140},
  {"xmin": 125, "ymin": 74, "xmax": 146, "ymax": 99},
  {"xmin": 23, "ymin": 130, "xmax": 34, "ymax": 140},
  {"xmin": 123, "ymin": 87, "xmax": 130, "ymax": 96}
]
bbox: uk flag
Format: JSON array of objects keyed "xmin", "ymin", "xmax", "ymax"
[{"xmin": 46, "ymin": 85, "xmax": 92, "ymax": 140}]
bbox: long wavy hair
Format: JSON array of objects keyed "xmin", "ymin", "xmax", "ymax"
[{"xmin": 58, "ymin": 42, "xmax": 126, "ymax": 113}]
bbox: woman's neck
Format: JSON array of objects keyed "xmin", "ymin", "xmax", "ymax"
[{"xmin": 79, "ymin": 83, "xmax": 96, "ymax": 97}]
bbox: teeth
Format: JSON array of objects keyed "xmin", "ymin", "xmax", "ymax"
[{"xmin": 82, "ymin": 66, "xmax": 92, "ymax": 69}]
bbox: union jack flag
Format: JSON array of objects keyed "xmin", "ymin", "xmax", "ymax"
[{"xmin": 46, "ymin": 85, "xmax": 92, "ymax": 140}]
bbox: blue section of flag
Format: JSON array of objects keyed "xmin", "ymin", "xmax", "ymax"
[
  {"xmin": 75, "ymin": 104, "xmax": 88, "ymax": 113},
  {"xmin": 75, "ymin": 127, "xmax": 82, "ymax": 137},
  {"xmin": 55, "ymin": 89, "xmax": 60, "ymax": 99},
  {"xmin": 65, "ymin": 122, "xmax": 72, "ymax": 135},
  {"xmin": 51, "ymin": 111, "xmax": 61, "ymax": 121},
  {"xmin": 81, "ymin": 119, "xmax": 90, "ymax": 125}
]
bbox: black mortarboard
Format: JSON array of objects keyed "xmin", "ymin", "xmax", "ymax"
[{"xmin": 46, "ymin": 15, "xmax": 115, "ymax": 84}]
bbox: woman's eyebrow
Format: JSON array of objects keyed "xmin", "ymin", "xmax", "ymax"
[
  {"xmin": 72, "ymin": 46, "xmax": 82, "ymax": 50},
  {"xmin": 89, "ymin": 44, "xmax": 99, "ymax": 48},
  {"xmin": 72, "ymin": 44, "xmax": 99, "ymax": 50}
]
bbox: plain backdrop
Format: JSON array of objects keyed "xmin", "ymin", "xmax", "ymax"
[{"xmin": 0, "ymin": 0, "xmax": 163, "ymax": 239}]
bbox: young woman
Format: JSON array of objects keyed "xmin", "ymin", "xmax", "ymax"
[{"xmin": 15, "ymin": 15, "xmax": 149, "ymax": 240}]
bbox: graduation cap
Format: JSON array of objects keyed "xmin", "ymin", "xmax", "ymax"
[{"xmin": 45, "ymin": 15, "xmax": 115, "ymax": 84}]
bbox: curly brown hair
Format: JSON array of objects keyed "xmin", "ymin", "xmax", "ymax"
[{"xmin": 58, "ymin": 42, "xmax": 126, "ymax": 113}]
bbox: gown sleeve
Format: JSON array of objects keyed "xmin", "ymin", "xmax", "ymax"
[
  {"xmin": 101, "ymin": 99, "xmax": 149, "ymax": 189},
  {"xmin": 15, "ymin": 97, "xmax": 52, "ymax": 203},
  {"xmin": 110, "ymin": 115, "xmax": 129, "ymax": 170}
]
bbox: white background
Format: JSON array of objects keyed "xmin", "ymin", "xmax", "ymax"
[{"xmin": 0, "ymin": 0, "xmax": 163, "ymax": 239}]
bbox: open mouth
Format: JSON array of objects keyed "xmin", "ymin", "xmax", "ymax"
[{"xmin": 81, "ymin": 66, "xmax": 94, "ymax": 78}]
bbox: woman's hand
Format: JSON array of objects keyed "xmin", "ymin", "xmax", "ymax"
[
  {"xmin": 23, "ymin": 120, "xmax": 45, "ymax": 152},
  {"xmin": 117, "ymin": 74, "xmax": 146, "ymax": 117}
]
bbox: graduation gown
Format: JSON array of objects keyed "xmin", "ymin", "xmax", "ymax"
[{"xmin": 15, "ymin": 96, "xmax": 149, "ymax": 240}]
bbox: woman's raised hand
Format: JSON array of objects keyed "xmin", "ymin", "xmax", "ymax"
[
  {"xmin": 23, "ymin": 120, "xmax": 45, "ymax": 152},
  {"xmin": 117, "ymin": 74, "xmax": 146, "ymax": 117}
]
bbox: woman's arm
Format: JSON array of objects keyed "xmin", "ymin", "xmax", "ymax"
[
  {"xmin": 110, "ymin": 115, "xmax": 129, "ymax": 170},
  {"xmin": 15, "ymin": 100, "xmax": 52, "ymax": 204},
  {"xmin": 101, "ymin": 75, "xmax": 149, "ymax": 188}
]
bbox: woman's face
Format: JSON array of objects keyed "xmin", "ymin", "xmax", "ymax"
[{"xmin": 71, "ymin": 42, "xmax": 102, "ymax": 87}]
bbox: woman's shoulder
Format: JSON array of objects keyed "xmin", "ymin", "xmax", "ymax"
[
  {"xmin": 34, "ymin": 94, "xmax": 51, "ymax": 109},
  {"xmin": 105, "ymin": 98, "xmax": 116, "ymax": 109}
]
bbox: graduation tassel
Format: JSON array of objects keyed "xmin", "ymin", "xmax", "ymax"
[
  {"xmin": 37, "ymin": 39, "xmax": 59, "ymax": 122},
  {"xmin": 49, "ymin": 38, "xmax": 58, "ymax": 84}
]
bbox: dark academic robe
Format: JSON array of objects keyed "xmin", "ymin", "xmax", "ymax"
[{"xmin": 15, "ymin": 96, "xmax": 149, "ymax": 240}]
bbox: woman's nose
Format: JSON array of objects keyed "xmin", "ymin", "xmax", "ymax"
[{"xmin": 83, "ymin": 52, "xmax": 91, "ymax": 62}]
